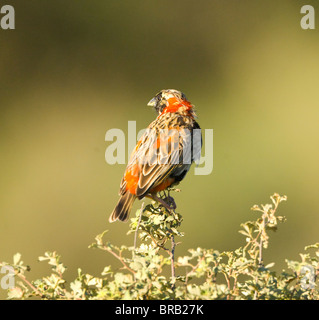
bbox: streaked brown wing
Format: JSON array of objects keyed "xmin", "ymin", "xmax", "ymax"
[{"xmin": 120, "ymin": 125, "xmax": 183, "ymax": 197}]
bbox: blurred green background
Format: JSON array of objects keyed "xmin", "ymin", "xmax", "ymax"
[{"xmin": 1, "ymin": 0, "xmax": 319, "ymax": 298}]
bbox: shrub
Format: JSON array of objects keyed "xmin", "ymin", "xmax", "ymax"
[{"xmin": 1, "ymin": 192, "xmax": 318, "ymax": 300}]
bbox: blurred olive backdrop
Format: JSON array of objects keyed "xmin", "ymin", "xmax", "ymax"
[{"xmin": 1, "ymin": 0, "xmax": 319, "ymax": 298}]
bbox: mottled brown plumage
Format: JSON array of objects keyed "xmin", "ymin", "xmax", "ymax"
[{"xmin": 109, "ymin": 89, "xmax": 201, "ymax": 223}]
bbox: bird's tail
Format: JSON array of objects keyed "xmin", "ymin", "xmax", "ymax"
[{"xmin": 109, "ymin": 192, "xmax": 136, "ymax": 223}]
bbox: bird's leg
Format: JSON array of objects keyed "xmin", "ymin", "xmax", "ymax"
[
  {"xmin": 145, "ymin": 194, "xmax": 173, "ymax": 212},
  {"xmin": 165, "ymin": 194, "xmax": 177, "ymax": 210},
  {"xmin": 147, "ymin": 193, "xmax": 177, "ymax": 211},
  {"xmin": 160, "ymin": 190, "xmax": 166, "ymax": 199},
  {"xmin": 162, "ymin": 188, "xmax": 177, "ymax": 210}
]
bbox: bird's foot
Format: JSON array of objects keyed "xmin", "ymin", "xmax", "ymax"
[
  {"xmin": 146, "ymin": 194, "xmax": 176, "ymax": 212},
  {"xmin": 162, "ymin": 195, "xmax": 177, "ymax": 210}
]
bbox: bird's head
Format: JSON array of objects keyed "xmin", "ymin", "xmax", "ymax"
[{"xmin": 147, "ymin": 89, "xmax": 190, "ymax": 115}]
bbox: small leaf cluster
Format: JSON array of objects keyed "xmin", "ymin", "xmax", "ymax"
[
  {"xmin": 128, "ymin": 202, "xmax": 184, "ymax": 245},
  {"xmin": 1, "ymin": 193, "xmax": 318, "ymax": 300}
]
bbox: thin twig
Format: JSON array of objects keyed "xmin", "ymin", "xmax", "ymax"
[
  {"xmin": 134, "ymin": 202, "xmax": 144, "ymax": 251},
  {"xmin": 184, "ymin": 256, "xmax": 205, "ymax": 289},
  {"xmin": 254, "ymin": 213, "xmax": 267, "ymax": 299},
  {"xmin": 170, "ymin": 235, "xmax": 176, "ymax": 290},
  {"xmin": 101, "ymin": 246, "xmax": 136, "ymax": 275},
  {"xmin": 15, "ymin": 272, "xmax": 43, "ymax": 297},
  {"xmin": 149, "ymin": 232, "xmax": 169, "ymax": 252}
]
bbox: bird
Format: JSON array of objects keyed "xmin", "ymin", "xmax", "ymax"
[{"xmin": 109, "ymin": 89, "xmax": 202, "ymax": 223}]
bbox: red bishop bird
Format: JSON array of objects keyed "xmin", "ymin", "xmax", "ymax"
[{"xmin": 109, "ymin": 89, "xmax": 201, "ymax": 223}]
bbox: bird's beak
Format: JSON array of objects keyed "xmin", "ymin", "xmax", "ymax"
[{"xmin": 147, "ymin": 97, "xmax": 157, "ymax": 107}]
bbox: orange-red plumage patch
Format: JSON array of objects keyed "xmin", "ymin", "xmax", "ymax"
[
  {"xmin": 135, "ymin": 140, "xmax": 141, "ymax": 151},
  {"xmin": 150, "ymin": 177, "xmax": 175, "ymax": 193},
  {"xmin": 124, "ymin": 164, "xmax": 139, "ymax": 194},
  {"xmin": 154, "ymin": 136, "xmax": 172, "ymax": 150},
  {"xmin": 161, "ymin": 97, "xmax": 193, "ymax": 116}
]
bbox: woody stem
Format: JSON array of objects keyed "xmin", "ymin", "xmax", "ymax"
[{"xmin": 170, "ymin": 235, "xmax": 176, "ymax": 290}]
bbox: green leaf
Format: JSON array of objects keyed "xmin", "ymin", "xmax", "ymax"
[
  {"xmin": 7, "ymin": 287, "xmax": 23, "ymax": 300},
  {"xmin": 70, "ymin": 280, "xmax": 82, "ymax": 295},
  {"xmin": 13, "ymin": 253, "xmax": 21, "ymax": 265},
  {"xmin": 265, "ymin": 262, "xmax": 275, "ymax": 269},
  {"xmin": 101, "ymin": 266, "xmax": 112, "ymax": 276}
]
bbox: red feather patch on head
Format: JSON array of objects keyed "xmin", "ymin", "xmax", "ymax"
[{"xmin": 161, "ymin": 97, "xmax": 194, "ymax": 116}]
